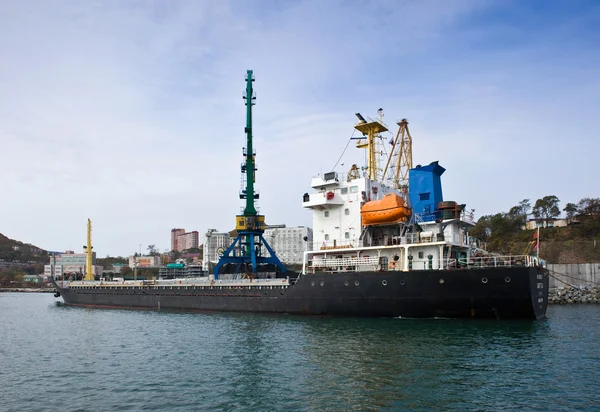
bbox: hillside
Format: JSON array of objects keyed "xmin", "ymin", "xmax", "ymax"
[
  {"xmin": 0, "ymin": 233, "xmax": 48, "ymax": 263},
  {"xmin": 471, "ymin": 217, "xmax": 600, "ymax": 264}
]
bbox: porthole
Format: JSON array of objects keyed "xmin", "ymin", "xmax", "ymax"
[
  {"xmin": 400, "ymin": 280, "xmax": 406, "ymax": 286},
  {"xmin": 382, "ymin": 280, "xmax": 388, "ymax": 286},
  {"xmin": 482, "ymin": 277, "xmax": 488, "ymax": 284},
  {"xmin": 320, "ymin": 281, "xmax": 324, "ymax": 287},
  {"xmin": 505, "ymin": 277, "xmax": 511, "ymax": 283},
  {"xmin": 439, "ymin": 279, "xmax": 445, "ymax": 284},
  {"xmin": 344, "ymin": 281, "xmax": 349, "ymax": 286},
  {"xmin": 355, "ymin": 280, "xmax": 360, "ymax": 286}
]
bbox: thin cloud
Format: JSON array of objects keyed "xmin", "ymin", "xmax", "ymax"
[{"xmin": 0, "ymin": 0, "xmax": 597, "ymax": 255}]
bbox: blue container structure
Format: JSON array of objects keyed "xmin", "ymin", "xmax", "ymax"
[{"xmin": 408, "ymin": 161, "xmax": 445, "ymax": 222}]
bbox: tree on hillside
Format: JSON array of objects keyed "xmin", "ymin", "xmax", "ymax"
[
  {"xmin": 147, "ymin": 245, "xmax": 159, "ymax": 256},
  {"xmin": 578, "ymin": 198, "xmax": 600, "ymax": 217},
  {"xmin": 563, "ymin": 203, "xmax": 579, "ymax": 221},
  {"xmin": 508, "ymin": 199, "xmax": 531, "ymax": 227},
  {"xmin": 532, "ymin": 195, "xmax": 560, "ymax": 225}
]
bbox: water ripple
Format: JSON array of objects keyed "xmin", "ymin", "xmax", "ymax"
[{"xmin": 0, "ymin": 293, "xmax": 599, "ymax": 411}]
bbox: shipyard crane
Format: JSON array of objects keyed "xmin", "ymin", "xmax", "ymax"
[
  {"xmin": 352, "ymin": 109, "xmax": 388, "ymax": 181},
  {"xmin": 212, "ymin": 70, "xmax": 285, "ymax": 279},
  {"xmin": 83, "ymin": 218, "xmax": 94, "ymax": 281},
  {"xmin": 382, "ymin": 118, "xmax": 413, "ymax": 189}
]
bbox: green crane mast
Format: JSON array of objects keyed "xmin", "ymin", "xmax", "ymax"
[{"xmin": 212, "ymin": 70, "xmax": 286, "ymax": 279}]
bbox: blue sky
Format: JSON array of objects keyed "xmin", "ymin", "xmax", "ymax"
[{"xmin": 0, "ymin": 0, "xmax": 598, "ymax": 256}]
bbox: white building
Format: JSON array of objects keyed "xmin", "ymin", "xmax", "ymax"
[
  {"xmin": 44, "ymin": 252, "xmax": 102, "ymax": 278},
  {"xmin": 262, "ymin": 225, "xmax": 313, "ymax": 265},
  {"xmin": 203, "ymin": 230, "xmax": 231, "ymax": 271}
]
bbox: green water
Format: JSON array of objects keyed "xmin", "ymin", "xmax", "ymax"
[{"xmin": 1, "ymin": 293, "xmax": 599, "ymax": 411}]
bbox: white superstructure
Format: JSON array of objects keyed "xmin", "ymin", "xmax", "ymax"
[{"xmin": 298, "ymin": 112, "xmax": 533, "ymax": 275}]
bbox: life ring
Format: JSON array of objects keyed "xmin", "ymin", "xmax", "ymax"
[
  {"xmin": 373, "ymin": 187, "xmax": 378, "ymax": 194},
  {"xmin": 326, "ymin": 191, "xmax": 334, "ymax": 200}
]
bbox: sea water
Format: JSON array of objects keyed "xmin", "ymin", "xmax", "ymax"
[{"xmin": 1, "ymin": 293, "xmax": 599, "ymax": 411}]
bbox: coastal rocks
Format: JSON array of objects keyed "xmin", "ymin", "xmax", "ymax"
[{"xmin": 549, "ymin": 285, "xmax": 600, "ymax": 304}]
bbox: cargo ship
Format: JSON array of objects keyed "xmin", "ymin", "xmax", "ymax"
[{"xmin": 52, "ymin": 71, "xmax": 549, "ymax": 319}]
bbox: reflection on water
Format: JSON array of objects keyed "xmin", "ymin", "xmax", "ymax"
[{"xmin": 1, "ymin": 294, "xmax": 599, "ymax": 411}]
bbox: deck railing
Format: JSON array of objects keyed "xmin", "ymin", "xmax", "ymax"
[{"xmin": 457, "ymin": 255, "xmax": 534, "ymax": 268}]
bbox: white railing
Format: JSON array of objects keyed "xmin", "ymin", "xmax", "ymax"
[
  {"xmin": 457, "ymin": 255, "xmax": 533, "ymax": 269},
  {"xmin": 310, "ymin": 256, "xmax": 380, "ymax": 268},
  {"xmin": 409, "ymin": 258, "xmax": 458, "ymax": 270}
]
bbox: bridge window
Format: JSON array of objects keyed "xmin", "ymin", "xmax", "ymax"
[
  {"xmin": 345, "ymin": 232, "xmax": 350, "ymax": 239},
  {"xmin": 341, "ymin": 187, "xmax": 348, "ymax": 195},
  {"xmin": 325, "ymin": 234, "xmax": 330, "ymax": 241},
  {"xmin": 345, "ymin": 208, "xmax": 350, "ymax": 215},
  {"xmin": 418, "ymin": 251, "xmax": 424, "ymax": 259},
  {"xmin": 324, "ymin": 211, "xmax": 330, "ymax": 218},
  {"xmin": 350, "ymin": 186, "xmax": 359, "ymax": 193}
]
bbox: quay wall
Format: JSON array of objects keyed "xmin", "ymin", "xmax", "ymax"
[
  {"xmin": 547, "ymin": 263, "xmax": 600, "ymax": 304},
  {"xmin": 547, "ymin": 263, "xmax": 600, "ymax": 288}
]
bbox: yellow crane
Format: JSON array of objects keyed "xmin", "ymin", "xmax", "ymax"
[
  {"xmin": 351, "ymin": 110, "xmax": 413, "ymax": 190},
  {"xmin": 382, "ymin": 118, "xmax": 413, "ymax": 189},
  {"xmin": 83, "ymin": 218, "xmax": 94, "ymax": 281},
  {"xmin": 353, "ymin": 109, "xmax": 388, "ymax": 181}
]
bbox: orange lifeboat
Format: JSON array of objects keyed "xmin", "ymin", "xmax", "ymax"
[{"xmin": 361, "ymin": 193, "xmax": 411, "ymax": 226}]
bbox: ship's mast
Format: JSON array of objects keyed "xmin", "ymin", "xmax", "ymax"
[
  {"xmin": 212, "ymin": 70, "xmax": 286, "ymax": 279},
  {"xmin": 353, "ymin": 110, "xmax": 388, "ymax": 182},
  {"xmin": 382, "ymin": 118, "xmax": 413, "ymax": 189},
  {"xmin": 243, "ymin": 71, "xmax": 257, "ymax": 216},
  {"xmin": 83, "ymin": 218, "xmax": 94, "ymax": 281}
]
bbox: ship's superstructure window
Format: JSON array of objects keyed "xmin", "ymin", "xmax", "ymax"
[
  {"xmin": 350, "ymin": 186, "xmax": 359, "ymax": 193},
  {"xmin": 419, "ymin": 193, "xmax": 430, "ymax": 201},
  {"xmin": 341, "ymin": 187, "xmax": 348, "ymax": 195},
  {"xmin": 345, "ymin": 232, "xmax": 350, "ymax": 239},
  {"xmin": 345, "ymin": 208, "xmax": 350, "ymax": 215},
  {"xmin": 325, "ymin": 234, "xmax": 330, "ymax": 241},
  {"xmin": 324, "ymin": 211, "xmax": 330, "ymax": 217},
  {"xmin": 418, "ymin": 251, "xmax": 424, "ymax": 259}
]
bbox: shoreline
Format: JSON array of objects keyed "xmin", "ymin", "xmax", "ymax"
[{"xmin": 0, "ymin": 287, "xmax": 55, "ymax": 293}]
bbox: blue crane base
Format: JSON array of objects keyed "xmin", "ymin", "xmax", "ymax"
[{"xmin": 213, "ymin": 231, "xmax": 286, "ymax": 279}]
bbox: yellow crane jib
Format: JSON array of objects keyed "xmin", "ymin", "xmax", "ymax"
[{"xmin": 83, "ymin": 218, "xmax": 94, "ymax": 281}]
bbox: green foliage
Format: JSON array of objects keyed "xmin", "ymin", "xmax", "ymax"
[
  {"xmin": 532, "ymin": 195, "xmax": 560, "ymax": 224},
  {"xmin": 563, "ymin": 203, "xmax": 579, "ymax": 219},
  {"xmin": 0, "ymin": 233, "xmax": 47, "ymax": 263},
  {"xmin": 578, "ymin": 198, "xmax": 600, "ymax": 217},
  {"xmin": 97, "ymin": 256, "xmax": 128, "ymax": 268},
  {"xmin": 478, "ymin": 196, "xmax": 600, "ymax": 263}
]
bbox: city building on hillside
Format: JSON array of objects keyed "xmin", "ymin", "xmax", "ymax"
[
  {"xmin": 203, "ymin": 230, "xmax": 231, "ymax": 271},
  {"xmin": 524, "ymin": 218, "xmax": 571, "ymax": 230},
  {"xmin": 262, "ymin": 225, "xmax": 313, "ymax": 265},
  {"xmin": 171, "ymin": 228, "xmax": 185, "ymax": 250},
  {"xmin": 43, "ymin": 252, "xmax": 102, "ymax": 279},
  {"xmin": 178, "ymin": 231, "xmax": 199, "ymax": 251},
  {"xmin": 128, "ymin": 255, "xmax": 161, "ymax": 268},
  {"xmin": 170, "ymin": 228, "xmax": 200, "ymax": 252}
]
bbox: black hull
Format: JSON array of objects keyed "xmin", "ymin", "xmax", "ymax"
[{"xmin": 54, "ymin": 267, "xmax": 549, "ymax": 320}]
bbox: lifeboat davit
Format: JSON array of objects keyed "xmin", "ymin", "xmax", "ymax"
[{"xmin": 361, "ymin": 193, "xmax": 411, "ymax": 226}]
